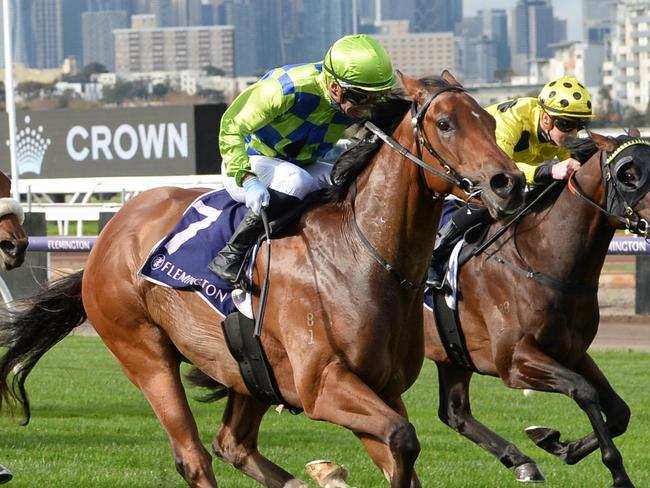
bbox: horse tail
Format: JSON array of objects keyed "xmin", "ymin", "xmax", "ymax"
[
  {"xmin": 185, "ymin": 366, "xmax": 228, "ymax": 403},
  {"xmin": 0, "ymin": 270, "xmax": 87, "ymax": 424}
]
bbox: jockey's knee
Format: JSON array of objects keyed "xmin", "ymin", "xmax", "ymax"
[{"xmin": 270, "ymin": 168, "xmax": 314, "ymax": 200}]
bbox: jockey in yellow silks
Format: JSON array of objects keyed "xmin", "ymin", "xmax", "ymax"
[{"xmin": 427, "ymin": 76, "xmax": 594, "ymax": 289}]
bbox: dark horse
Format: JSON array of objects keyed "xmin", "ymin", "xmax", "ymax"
[
  {"xmin": 0, "ymin": 72, "xmax": 524, "ymax": 488},
  {"xmin": 0, "ymin": 170, "xmax": 29, "ymax": 484},
  {"xmin": 423, "ymin": 132, "xmax": 650, "ymax": 488}
]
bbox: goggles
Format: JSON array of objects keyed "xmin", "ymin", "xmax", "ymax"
[
  {"xmin": 552, "ymin": 116, "xmax": 588, "ymax": 133},
  {"xmin": 343, "ymin": 88, "xmax": 385, "ymax": 105}
]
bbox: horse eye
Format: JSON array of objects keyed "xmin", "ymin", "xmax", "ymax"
[
  {"xmin": 436, "ymin": 120, "xmax": 451, "ymax": 131},
  {"xmin": 618, "ymin": 164, "xmax": 641, "ymax": 189}
]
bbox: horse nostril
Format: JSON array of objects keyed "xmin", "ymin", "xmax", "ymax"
[
  {"xmin": 490, "ymin": 172, "xmax": 514, "ymax": 198},
  {"xmin": 0, "ymin": 240, "xmax": 17, "ymax": 257},
  {"xmin": 490, "ymin": 171, "xmax": 525, "ymax": 199}
]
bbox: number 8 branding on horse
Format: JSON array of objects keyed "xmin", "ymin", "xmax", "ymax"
[{"xmin": 0, "ymin": 72, "xmax": 524, "ymax": 488}]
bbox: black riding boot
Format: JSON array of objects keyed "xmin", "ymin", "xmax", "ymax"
[
  {"xmin": 426, "ymin": 205, "xmax": 491, "ymax": 289},
  {"xmin": 209, "ymin": 209, "xmax": 264, "ymax": 284},
  {"xmin": 209, "ymin": 189, "xmax": 301, "ymax": 285}
]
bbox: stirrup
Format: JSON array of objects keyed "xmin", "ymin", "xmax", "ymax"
[{"xmin": 209, "ymin": 252, "xmax": 247, "ymax": 288}]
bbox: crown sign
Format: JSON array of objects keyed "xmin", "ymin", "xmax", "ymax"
[{"xmin": 6, "ymin": 115, "xmax": 51, "ymax": 175}]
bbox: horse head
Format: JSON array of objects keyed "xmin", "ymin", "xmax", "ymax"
[
  {"xmin": 0, "ymin": 173, "xmax": 27, "ymax": 270},
  {"xmin": 398, "ymin": 71, "xmax": 525, "ymax": 218},
  {"xmin": 584, "ymin": 132, "xmax": 650, "ymax": 238}
]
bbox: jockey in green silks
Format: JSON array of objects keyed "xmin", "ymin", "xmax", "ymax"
[{"xmin": 209, "ymin": 34, "xmax": 398, "ymax": 285}]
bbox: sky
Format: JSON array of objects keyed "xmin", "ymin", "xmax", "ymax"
[{"xmin": 463, "ymin": 0, "xmax": 583, "ymax": 41}]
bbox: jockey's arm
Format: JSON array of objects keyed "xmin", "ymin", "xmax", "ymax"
[{"xmin": 219, "ymin": 78, "xmax": 289, "ymax": 186}]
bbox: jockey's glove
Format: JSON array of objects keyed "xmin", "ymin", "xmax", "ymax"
[{"xmin": 243, "ymin": 177, "xmax": 271, "ymax": 215}]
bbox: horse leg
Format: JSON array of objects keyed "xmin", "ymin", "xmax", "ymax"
[
  {"xmin": 506, "ymin": 338, "xmax": 633, "ymax": 488},
  {"xmin": 436, "ymin": 362, "xmax": 545, "ymax": 483},
  {"xmin": 0, "ymin": 464, "xmax": 12, "ymax": 484},
  {"xmin": 307, "ymin": 364, "xmax": 420, "ymax": 488},
  {"xmin": 353, "ymin": 397, "xmax": 421, "ymax": 488},
  {"xmin": 525, "ymin": 352, "xmax": 631, "ymax": 466},
  {"xmin": 98, "ymin": 324, "xmax": 216, "ymax": 488},
  {"xmin": 212, "ymin": 390, "xmax": 308, "ymax": 488}
]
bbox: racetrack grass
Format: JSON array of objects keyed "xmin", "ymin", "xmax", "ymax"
[{"xmin": 0, "ymin": 338, "xmax": 648, "ymax": 487}]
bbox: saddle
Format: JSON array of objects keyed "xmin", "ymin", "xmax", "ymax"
[{"xmin": 428, "ymin": 222, "xmax": 490, "ymax": 372}]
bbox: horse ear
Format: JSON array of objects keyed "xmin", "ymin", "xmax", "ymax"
[
  {"xmin": 628, "ymin": 127, "xmax": 641, "ymax": 138},
  {"xmin": 441, "ymin": 70, "xmax": 462, "ymax": 87},
  {"xmin": 591, "ymin": 132, "xmax": 618, "ymax": 152},
  {"xmin": 399, "ymin": 72, "xmax": 425, "ymax": 98}
]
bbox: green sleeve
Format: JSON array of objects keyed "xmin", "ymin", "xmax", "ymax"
[{"xmin": 219, "ymin": 78, "xmax": 289, "ymax": 186}]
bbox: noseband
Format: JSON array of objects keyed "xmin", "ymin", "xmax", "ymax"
[
  {"xmin": 365, "ymin": 85, "xmax": 479, "ymax": 197},
  {"xmin": 568, "ymin": 138, "xmax": 650, "ymax": 237}
]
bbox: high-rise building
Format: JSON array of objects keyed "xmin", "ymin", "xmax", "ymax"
[
  {"xmin": 301, "ymin": 0, "xmax": 354, "ymax": 62},
  {"xmin": 478, "ymin": 9, "xmax": 510, "ymax": 73},
  {"xmin": 82, "ymin": 10, "xmax": 128, "ymax": 70},
  {"xmin": 0, "ymin": 0, "xmax": 32, "ymax": 68},
  {"xmin": 31, "ymin": 0, "xmax": 64, "ymax": 68},
  {"xmin": 114, "ymin": 25, "xmax": 235, "ymax": 75},
  {"xmin": 151, "ymin": 0, "xmax": 174, "ymax": 26},
  {"xmin": 510, "ymin": 0, "xmax": 554, "ymax": 75},
  {"xmin": 375, "ymin": 31, "xmax": 455, "ymax": 78},
  {"xmin": 176, "ymin": 0, "xmax": 202, "ymax": 26},
  {"xmin": 604, "ymin": 0, "xmax": 650, "ymax": 112},
  {"xmin": 455, "ymin": 16, "xmax": 482, "ymax": 81},
  {"xmin": 412, "ymin": 0, "xmax": 462, "ymax": 33},
  {"xmin": 583, "ymin": 0, "xmax": 618, "ymax": 43},
  {"xmin": 87, "ymin": 0, "xmax": 128, "ymax": 9},
  {"xmin": 62, "ymin": 0, "xmax": 87, "ymax": 64}
]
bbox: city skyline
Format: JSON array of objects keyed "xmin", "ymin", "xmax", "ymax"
[{"xmin": 463, "ymin": 0, "xmax": 582, "ymax": 40}]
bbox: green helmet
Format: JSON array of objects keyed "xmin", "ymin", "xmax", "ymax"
[
  {"xmin": 323, "ymin": 34, "xmax": 397, "ymax": 92},
  {"xmin": 538, "ymin": 76, "xmax": 593, "ymax": 118}
]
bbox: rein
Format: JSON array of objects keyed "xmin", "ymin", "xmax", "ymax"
[
  {"xmin": 567, "ymin": 149, "xmax": 649, "ymax": 236},
  {"xmin": 350, "ymin": 181, "xmax": 426, "ymax": 289},
  {"xmin": 364, "ymin": 85, "xmax": 478, "ymax": 196},
  {"xmin": 353, "ymin": 85, "xmax": 481, "ymax": 289},
  {"xmin": 491, "ymin": 139, "xmax": 650, "ymax": 295},
  {"xmin": 478, "ymin": 182, "xmax": 598, "ymax": 295}
]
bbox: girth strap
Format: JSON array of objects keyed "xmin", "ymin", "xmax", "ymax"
[{"xmin": 431, "ymin": 291, "xmax": 478, "ymax": 371}]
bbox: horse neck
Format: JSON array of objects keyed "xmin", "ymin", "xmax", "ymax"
[
  {"xmin": 352, "ymin": 128, "xmax": 439, "ymax": 286},
  {"xmin": 522, "ymin": 151, "xmax": 614, "ymax": 283}
]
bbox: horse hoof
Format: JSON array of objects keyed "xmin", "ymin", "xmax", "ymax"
[
  {"xmin": 525, "ymin": 426, "xmax": 561, "ymax": 448},
  {"xmin": 0, "ymin": 465, "xmax": 12, "ymax": 485},
  {"xmin": 514, "ymin": 462, "xmax": 545, "ymax": 483},
  {"xmin": 305, "ymin": 460, "xmax": 351, "ymax": 488}
]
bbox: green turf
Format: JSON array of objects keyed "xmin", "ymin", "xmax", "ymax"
[{"xmin": 0, "ymin": 338, "xmax": 648, "ymax": 487}]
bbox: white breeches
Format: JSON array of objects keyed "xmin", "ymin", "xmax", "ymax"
[{"xmin": 222, "ymin": 155, "xmax": 333, "ymax": 203}]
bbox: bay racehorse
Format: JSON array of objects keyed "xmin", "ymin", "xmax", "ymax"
[
  {"xmin": 423, "ymin": 132, "xmax": 649, "ymax": 488},
  {"xmin": 0, "ymin": 72, "xmax": 525, "ymax": 488},
  {"xmin": 0, "ymin": 169, "xmax": 29, "ymax": 484}
]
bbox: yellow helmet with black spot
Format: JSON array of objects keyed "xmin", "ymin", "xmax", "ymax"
[{"xmin": 538, "ymin": 76, "xmax": 593, "ymax": 118}]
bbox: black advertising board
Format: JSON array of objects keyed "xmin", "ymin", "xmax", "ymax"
[{"xmin": 0, "ymin": 104, "xmax": 226, "ymax": 178}]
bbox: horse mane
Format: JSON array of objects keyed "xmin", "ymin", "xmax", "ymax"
[
  {"xmin": 565, "ymin": 132, "xmax": 650, "ymax": 164},
  {"xmin": 522, "ymin": 132, "xmax": 650, "ymax": 216},
  {"xmin": 325, "ymin": 76, "xmax": 454, "ymax": 203}
]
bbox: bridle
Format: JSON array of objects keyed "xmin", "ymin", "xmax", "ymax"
[
  {"xmin": 491, "ymin": 137, "xmax": 650, "ymax": 296},
  {"xmin": 353, "ymin": 85, "xmax": 483, "ymax": 289},
  {"xmin": 568, "ymin": 138, "xmax": 650, "ymax": 237},
  {"xmin": 364, "ymin": 85, "xmax": 480, "ymax": 198}
]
